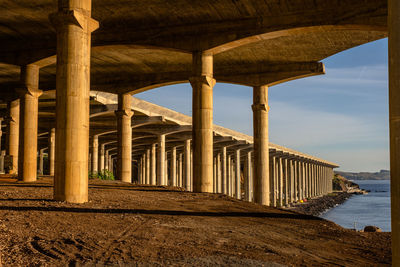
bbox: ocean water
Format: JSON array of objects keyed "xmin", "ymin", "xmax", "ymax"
[{"xmin": 321, "ymin": 180, "xmax": 391, "ymax": 232}]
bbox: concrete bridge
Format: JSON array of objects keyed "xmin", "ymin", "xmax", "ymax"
[
  {"xmin": 29, "ymin": 91, "xmax": 336, "ymax": 207},
  {"xmin": 0, "ymin": 0, "xmax": 397, "ymax": 264}
]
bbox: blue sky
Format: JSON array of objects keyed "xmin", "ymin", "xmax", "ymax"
[{"xmin": 136, "ymin": 38, "xmax": 389, "ymax": 172}]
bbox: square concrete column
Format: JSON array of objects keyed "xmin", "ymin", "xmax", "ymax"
[
  {"xmin": 50, "ymin": 0, "xmax": 99, "ymax": 203},
  {"xmin": 190, "ymin": 149, "xmax": 193, "ymax": 191},
  {"xmin": 289, "ymin": 159, "xmax": 294, "ymax": 203},
  {"xmin": 39, "ymin": 148, "xmax": 45, "ymax": 175},
  {"xmin": 244, "ymin": 152, "xmax": 251, "ymax": 202},
  {"xmin": 165, "ymin": 157, "xmax": 169, "ymax": 185},
  {"xmin": 284, "ymin": 158, "xmax": 289, "ymax": 206},
  {"xmin": 296, "ymin": 161, "xmax": 301, "ymax": 201},
  {"xmin": 91, "ymin": 135, "xmax": 98, "ymax": 173},
  {"xmin": 178, "ymin": 152, "xmax": 183, "ymax": 187},
  {"xmin": 270, "ymin": 156, "xmax": 276, "ymax": 207},
  {"xmin": 170, "ymin": 147, "xmax": 177, "ymax": 187},
  {"xmin": 116, "ymin": 94, "xmax": 133, "ymax": 183},
  {"xmin": 150, "ymin": 144, "xmax": 156, "ymax": 185},
  {"xmin": 227, "ymin": 154, "xmax": 232, "ymax": 196},
  {"xmin": 48, "ymin": 128, "xmax": 55, "ymax": 176},
  {"xmin": 221, "ymin": 147, "xmax": 227, "ymax": 194},
  {"xmin": 252, "ymin": 85, "xmax": 270, "ymax": 206},
  {"xmin": 213, "ymin": 157, "xmax": 217, "ymax": 193},
  {"xmin": 278, "ymin": 157, "xmax": 283, "ymax": 207},
  {"xmin": 99, "ymin": 144, "xmax": 105, "ymax": 172},
  {"xmin": 146, "ymin": 148, "xmax": 150, "ymax": 184},
  {"xmin": 0, "ymin": 150, "xmax": 5, "ymax": 174},
  {"xmin": 18, "ymin": 65, "xmax": 42, "ymax": 182},
  {"xmin": 184, "ymin": 139, "xmax": 191, "ymax": 191},
  {"xmin": 189, "ymin": 52, "xmax": 215, "ymax": 193},
  {"xmin": 157, "ymin": 134, "xmax": 166, "ymax": 186},
  {"xmin": 104, "ymin": 150, "xmax": 109, "ymax": 171},
  {"xmin": 6, "ymin": 99, "xmax": 19, "ymax": 175},
  {"xmin": 235, "ymin": 150, "xmax": 241, "ymax": 200},
  {"xmin": 216, "ymin": 153, "xmax": 221, "ymax": 193}
]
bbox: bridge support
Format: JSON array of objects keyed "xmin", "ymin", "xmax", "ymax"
[
  {"xmin": 48, "ymin": 128, "xmax": 55, "ymax": 176},
  {"xmin": 252, "ymin": 85, "xmax": 270, "ymax": 206},
  {"xmin": 157, "ymin": 134, "xmax": 166, "ymax": 185},
  {"xmin": 190, "ymin": 52, "xmax": 215, "ymax": 193},
  {"xmin": 18, "ymin": 65, "xmax": 42, "ymax": 182},
  {"xmin": 51, "ymin": 0, "xmax": 98, "ymax": 203},
  {"xmin": 184, "ymin": 139, "xmax": 191, "ymax": 191},
  {"xmin": 92, "ymin": 136, "xmax": 98, "ymax": 173},
  {"xmin": 116, "ymin": 94, "xmax": 133, "ymax": 183}
]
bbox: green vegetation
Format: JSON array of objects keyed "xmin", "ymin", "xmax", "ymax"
[{"xmin": 89, "ymin": 170, "xmax": 115, "ymax": 181}]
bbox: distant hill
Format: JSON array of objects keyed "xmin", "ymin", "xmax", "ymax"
[{"xmin": 335, "ymin": 170, "xmax": 390, "ymax": 180}]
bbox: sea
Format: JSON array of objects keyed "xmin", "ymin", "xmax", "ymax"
[{"xmin": 320, "ymin": 180, "xmax": 391, "ymax": 232}]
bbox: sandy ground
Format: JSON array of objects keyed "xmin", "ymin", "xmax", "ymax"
[{"xmin": 0, "ymin": 176, "xmax": 391, "ymax": 266}]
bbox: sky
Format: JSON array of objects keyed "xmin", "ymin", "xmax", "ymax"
[{"xmin": 135, "ymin": 38, "xmax": 389, "ymax": 173}]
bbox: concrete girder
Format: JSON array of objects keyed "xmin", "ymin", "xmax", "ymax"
[{"xmin": 0, "ymin": 0, "xmax": 386, "ymax": 65}]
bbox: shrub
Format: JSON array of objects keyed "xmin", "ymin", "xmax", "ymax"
[{"xmin": 98, "ymin": 169, "xmax": 115, "ymax": 181}]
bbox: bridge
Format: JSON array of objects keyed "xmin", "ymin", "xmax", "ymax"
[{"xmin": 0, "ymin": 0, "xmax": 397, "ymax": 264}]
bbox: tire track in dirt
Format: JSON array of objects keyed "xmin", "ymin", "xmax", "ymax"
[{"xmin": 92, "ymin": 216, "xmax": 150, "ymax": 264}]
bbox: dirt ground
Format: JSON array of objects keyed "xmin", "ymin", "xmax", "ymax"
[{"xmin": 0, "ymin": 176, "xmax": 391, "ymax": 266}]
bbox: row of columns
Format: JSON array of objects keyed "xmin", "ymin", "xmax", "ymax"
[
  {"xmin": 0, "ymin": 0, "xmax": 336, "ymax": 213},
  {"xmin": 137, "ymin": 140, "xmax": 193, "ymax": 190},
  {"xmin": 0, "ymin": 0, "xmax": 396, "ymax": 263}
]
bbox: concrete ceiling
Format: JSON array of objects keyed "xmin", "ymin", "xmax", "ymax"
[{"xmin": 0, "ymin": 0, "xmax": 387, "ymax": 98}]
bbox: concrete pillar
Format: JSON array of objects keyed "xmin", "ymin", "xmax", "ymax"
[
  {"xmin": 170, "ymin": 147, "xmax": 177, "ymax": 187},
  {"xmin": 165, "ymin": 157, "xmax": 169, "ymax": 185},
  {"xmin": 99, "ymin": 144, "xmax": 105, "ymax": 172},
  {"xmin": 221, "ymin": 147, "xmax": 227, "ymax": 194},
  {"xmin": 0, "ymin": 150, "xmax": 5, "ymax": 174},
  {"xmin": 18, "ymin": 65, "xmax": 42, "ymax": 182},
  {"xmin": 91, "ymin": 136, "xmax": 98, "ymax": 173},
  {"xmin": 51, "ymin": 0, "xmax": 99, "ymax": 203},
  {"xmin": 6, "ymin": 99, "xmax": 19, "ymax": 174},
  {"xmin": 216, "ymin": 153, "xmax": 221, "ymax": 193},
  {"xmin": 48, "ymin": 128, "xmax": 55, "ymax": 176},
  {"xmin": 213, "ymin": 157, "xmax": 217, "ymax": 193},
  {"xmin": 39, "ymin": 148, "xmax": 45, "ymax": 175},
  {"xmin": 296, "ymin": 160, "xmax": 301, "ymax": 201},
  {"xmin": 278, "ymin": 157, "xmax": 283, "ymax": 207},
  {"xmin": 88, "ymin": 153, "xmax": 91, "ymax": 172},
  {"xmin": 116, "ymin": 94, "xmax": 133, "ymax": 183},
  {"xmin": 190, "ymin": 149, "xmax": 193, "ymax": 191},
  {"xmin": 178, "ymin": 152, "xmax": 183, "ymax": 187},
  {"xmin": 0, "ymin": 120, "xmax": 3, "ymax": 173},
  {"xmin": 235, "ymin": 150, "xmax": 241, "ymax": 199},
  {"xmin": 252, "ymin": 85, "xmax": 270, "ymax": 206},
  {"xmin": 227, "ymin": 154, "xmax": 231, "ymax": 196},
  {"xmin": 104, "ymin": 150, "xmax": 109, "ymax": 171},
  {"xmin": 146, "ymin": 148, "xmax": 150, "ymax": 184},
  {"xmin": 157, "ymin": 134, "xmax": 166, "ymax": 186},
  {"xmin": 138, "ymin": 157, "xmax": 142, "ymax": 184},
  {"xmin": 284, "ymin": 158, "xmax": 289, "ymax": 206},
  {"xmin": 270, "ymin": 156, "xmax": 276, "ymax": 207},
  {"xmin": 150, "ymin": 144, "xmax": 156, "ymax": 185},
  {"xmin": 0, "ymin": 119, "xmax": 2, "ymax": 155},
  {"xmin": 302, "ymin": 161, "xmax": 306, "ymax": 200},
  {"xmin": 184, "ymin": 140, "xmax": 191, "ymax": 191},
  {"xmin": 289, "ymin": 159, "xmax": 295, "ymax": 203},
  {"xmin": 189, "ymin": 52, "xmax": 215, "ymax": 193},
  {"xmin": 245, "ymin": 151, "xmax": 252, "ymax": 202}
]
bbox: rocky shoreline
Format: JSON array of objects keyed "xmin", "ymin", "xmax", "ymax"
[
  {"xmin": 286, "ymin": 191, "xmax": 353, "ymax": 216},
  {"xmin": 286, "ymin": 174, "xmax": 369, "ymax": 217}
]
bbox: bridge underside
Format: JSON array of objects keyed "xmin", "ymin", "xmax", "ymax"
[{"xmin": 0, "ymin": 0, "xmax": 397, "ymax": 264}]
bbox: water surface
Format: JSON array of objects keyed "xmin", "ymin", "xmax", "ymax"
[{"xmin": 321, "ymin": 180, "xmax": 391, "ymax": 232}]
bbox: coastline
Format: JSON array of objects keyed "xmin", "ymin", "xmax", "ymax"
[{"xmin": 285, "ymin": 191, "xmax": 353, "ymax": 216}]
